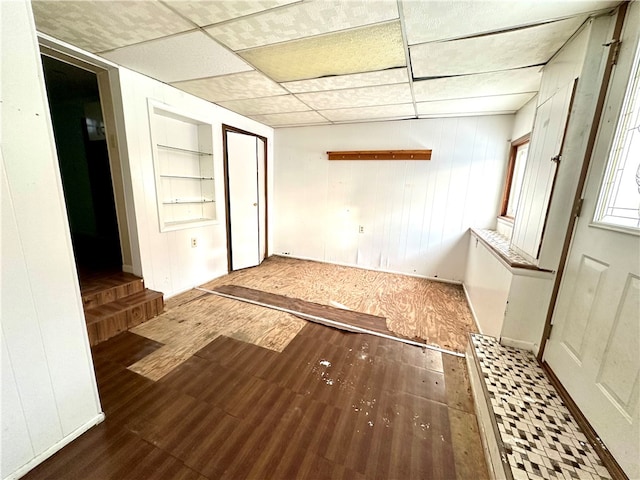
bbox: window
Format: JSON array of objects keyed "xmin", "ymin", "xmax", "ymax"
[
  {"xmin": 501, "ymin": 135, "xmax": 530, "ymax": 218},
  {"xmin": 594, "ymin": 39, "xmax": 640, "ymax": 230}
]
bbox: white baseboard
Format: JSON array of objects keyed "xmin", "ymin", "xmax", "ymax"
[
  {"xmin": 272, "ymin": 254, "xmax": 463, "ymax": 285},
  {"xmin": 462, "ymin": 282, "xmax": 483, "ymax": 335},
  {"xmin": 122, "ymin": 264, "xmax": 134, "ymax": 274},
  {"xmin": 500, "ymin": 336, "xmax": 538, "ymax": 354},
  {"xmin": 5, "ymin": 413, "xmax": 105, "ymax": 480}
]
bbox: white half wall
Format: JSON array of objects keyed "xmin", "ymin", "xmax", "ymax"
[
  {"xmin": 117, "ymin": 69, "xmax": 274, "ymax": 297},
  {"xmin": 273, "ymin": 116, "xmax": 513, "ymax": 281},
  {"xmin": 1, "ymin": 1, "xmax": 103, "ymax": 478}
]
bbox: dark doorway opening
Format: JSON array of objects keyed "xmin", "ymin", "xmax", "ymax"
[{"xmin": 41, "ymin": 55, "xmax": 122, "ymax": 275}]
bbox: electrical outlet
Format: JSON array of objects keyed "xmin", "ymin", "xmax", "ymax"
[
  {"xmin": 359, "ymin": 225, "xmax": 364, "ymax": 234},
  {"xmin": 191, "ymin": 238, "xmax": 197, "ymax": 248}
]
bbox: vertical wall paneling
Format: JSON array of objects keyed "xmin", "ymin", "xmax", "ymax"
[
  {"xmin": 117, "ymin": 69, "xmax": 273, "ymax": 297},
  {"xmin": 273, "ymin": 116, "xmax": 512, "ymax": 281},
  {"xmin": 2, "ymin": 1, "xmax": 103, "ymax": 477}
]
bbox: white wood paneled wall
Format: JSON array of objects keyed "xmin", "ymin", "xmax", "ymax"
[
  {"xmin": 118, "ymin": 69, "xmax": 273, "ymax": 297},
  {"xmin": 274, "ymin": 116, "xmax": 513, "ymax": 281},
  {"xmin": 1, "ymin": 1, "xmax": 103, "ymax": 478}
]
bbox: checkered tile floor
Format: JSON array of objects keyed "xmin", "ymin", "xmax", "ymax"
[{"xmin": 471, "ymin": 334, "xmax": 612, "ymax": 480}]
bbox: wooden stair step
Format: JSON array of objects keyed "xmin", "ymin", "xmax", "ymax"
[
  {"xmin": 85, "ymin": 289, "xmax": 164, "ymax": 346},
  {"xmin": 81, "ymin": 272, "xmax": 145, "ymax": 309}
]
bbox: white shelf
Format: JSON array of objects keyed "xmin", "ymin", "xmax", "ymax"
[
  {"xmin": 157, "ymin": 144, "xmax": 212, "ymax": 156},
  {"xmin": 149, "ymin": 100, "xmax": 217, "ymax": 232}
]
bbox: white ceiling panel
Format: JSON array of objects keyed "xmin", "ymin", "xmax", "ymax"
[
  {"xmin": 238, "ymin": 21, "xmax": 405, "ymax": 83},
  {"xmin": 162, "ymin": 0, "xmax": 301, "ymax": 27},
  {"xmin": 101, "ymin": 31, "xmax": 252, "ymax": 83},
  {"xmin": 250, "ymin": 111, "xmax": 330, "ymax": 127},
  {"xmin": 296, "ymin": 84, "xmax": 412, "ymax": 110},
  {"xmin": 31, "ymin": 0, "xmax": 193, "ymax": 53},
  {"xmin": 417, "ymin": 93, "xmax": 536, "ymax": 116},
  {"xmin": 321, "ymin": 104, "xmax": 415, "ymax": 122},
  {"xmin": 282, "ymin": 68, "xmax": 409, "ymax": 93},
  {"xmin": 403, "ymin": 0, "xmax": 618, "ymax": 45},
  {"xmin": 205, "ymin": 0, "xmax": 399, "ymax": 51},
  {"xmin": 413, "ymin": 67, "xmax": 542, "ymax": 102},
  {"xmin": 410, "ymin": 16, "xmax": 586, "ymax": 78},
  {"xmin": 218, "ymin": 95, "xmax": 311, "ymax": 116},
  {"xmin": 171, "ymin": 71, "xmax": 287, "ymax": 102}
]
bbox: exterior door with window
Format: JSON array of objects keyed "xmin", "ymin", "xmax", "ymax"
[{"xmin": 543, "ymin": 7, "xmax": 639, "ymax": 477}]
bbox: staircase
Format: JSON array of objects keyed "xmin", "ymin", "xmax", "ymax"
[{"xmin": 80, "ymin": 271, "xmax": 164, "ymax": 346}]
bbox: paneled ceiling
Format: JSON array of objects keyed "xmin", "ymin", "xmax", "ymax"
[{"xmin": 32, "ymin": 0, "xmax": 619, "ymax": 128}]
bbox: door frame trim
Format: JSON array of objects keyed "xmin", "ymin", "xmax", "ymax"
[
  {"xmin": 37, "ymin": 35, "xmax": 139, "ymax": 275},
  {"xmin": 221, "ymin": 124, "xmax": 269, "ymax": 272}
]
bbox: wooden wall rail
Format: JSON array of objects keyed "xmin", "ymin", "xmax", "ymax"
[{"xmin": 327, "ymin": 150, "xmax": 432, "ymax": 160}]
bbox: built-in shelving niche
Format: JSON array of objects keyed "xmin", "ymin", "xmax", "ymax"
[{"xmin": 148, "ymin": 100, "xmax": 217, "ymax": 232}]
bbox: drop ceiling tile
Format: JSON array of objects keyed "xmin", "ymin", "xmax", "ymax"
[
  {"xmin": 206, "ymin": 0, "xmax": 399, "ymax": 51},
  {"xmin": 296, "ymin": 84, "xmax": 412, "ymax": 110},
  {"xmin": 321, "ymin": 104, "xmax": 415, "ymax": 122},
  {"xmin": 163, "ymin": 0, "xmax": 301, "ymax": 27},
  {"xmin": 403, "ymin": 0, "xmax": 618, "ymax": 45},
  {"xmin": 101, "ymin": 31, "xmax": 252, "ymax": 83},
  {"xmin": 239, "ymin": 22, "xmax": 405, "ymax": 83},
  {"xmin": 218, "ymin": 95, "xmax": 310, "ymax": 115},
  {"xmin": 413, "ymin": 67, "xmax": 542, "ymax": 102},
  {"xmin": 31, "ymin": 0, "xmax": 193, "ymax": 53},
  {"xmin": 250, "ymin": 111, "xmax": 329, "ymax": 127},
  {"xmin": 410, "ymin": 16, "xmax": 585, "ymax": 78},
  {"xmin": 171, "ymin": 71, "xmax": 287, "ymax": 102},
  {"xmin": 282, "ymin": 68, "xmax": 409, "ymax": 93},
  {"xmin": 416, "ymin": 93, "xmax": 536, "ymax": 116}
]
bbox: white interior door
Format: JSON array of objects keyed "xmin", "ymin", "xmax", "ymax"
[
  {"xmin": 543, "ymin": 7, "xmax": 640, "ymax": 477},
  {"xmin": 227, "ymin": 131, "xmax": 260, "ymax": 271}
]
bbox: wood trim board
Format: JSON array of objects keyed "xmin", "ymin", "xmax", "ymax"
[{"xmin": 327, "ymin": 150, "xmax": 431, "ymax": 161}]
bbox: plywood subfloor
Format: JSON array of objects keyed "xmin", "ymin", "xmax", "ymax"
[
  {"xmin": 200, "ymin": 256, "xmax": 476, "ymax": 352},
  {"xmin": 23, "ymin": 328, "xmax": 488, "ymax": 480},
  {"xmin": 130, "ymin": 256, "xmax": 476, "ymax": 380}
]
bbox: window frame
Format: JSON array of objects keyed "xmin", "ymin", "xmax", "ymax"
[{"xmin": 500, "ymin": 133, "xmax": 531, "ymax": 220}]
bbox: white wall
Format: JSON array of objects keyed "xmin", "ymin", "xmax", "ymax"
[
  {"xmin": 464, "ymin": 236, "xmax": 512, "ymax": 337},
  {"xmin": 274, "ymin": 116, "xmax": 513, "ymax": 281},
  {"xmin": 1, "ymin": 1, "xmax": 103, "ymax": 478},
  {"xmin": 511, "ymin": 95, "xmax": 537, "ymax": 141},
  {"xmin": 117, "ymin": 69, "xmax": 274, "ymax": 297}
]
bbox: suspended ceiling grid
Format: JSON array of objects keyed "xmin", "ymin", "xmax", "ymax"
[{"xmin": 31, "ymin": 0, "xmax": 620, "ymax": 128}]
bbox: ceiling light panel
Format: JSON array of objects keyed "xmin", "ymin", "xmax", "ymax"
[
  {"xmin": 403, "ymin": 0, "xmax": 618, "ymax": 45},
  {"xmin": 218, "ymin": 95, "xmax": 311, "ymax": 116},
  {"xmin": 31, "ymin": 0, "xmax": 193, "ymax": 53},
  {"xmin": 282, "ymin": 68, "xmax": 409, "ymax": 93},
  {"xmin": 410, "ymin": 16, "xmax": 585, "ymax": 78},
  {"xmin": 205, "ymin": 0, "xmax": 399, "ymax": 51},
  {"xmin": 250, "ymin": 111, "xmax": 330, "ymax": 127},
  {"xmin": 171, "ymin": 71, "xmax": 287, "ymax": 102},
  {"xmin": 321, "ymin": 104, "xmax": 415, "ymax": 122},
  {"xmin": 296, "ymin": 83, "xmax": 412, "ymax": 110},
  {"xmin": 101, "ymin": 31, "xmax": 252, "ymax": 83},
  {"xmin": 239, "ymin": 21, "xmax": 405, "ymax": 83},
  {"xmin": 413, "ymin": 67, "xmax": 541, "ymax": 102},
  {"xmin": 417, "ymin": 92, "xmax": 536, "ymax": 116},
  {"xmin": 162, "ymin": 0, "xmax": 301, "ymax": 27}
]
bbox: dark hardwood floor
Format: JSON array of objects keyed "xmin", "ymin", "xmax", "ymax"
[{"xmin": 23, "ymin": 324, "xmax": 488, "ymax": 479}]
